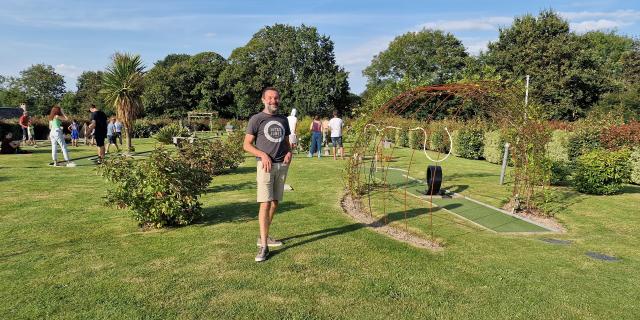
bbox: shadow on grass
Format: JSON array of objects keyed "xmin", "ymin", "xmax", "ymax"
[
  {"xmin": 447, "ymin": 172, "xmax": 498, "ymax": 179},
  {"xmin": 621, "ymin": 184, "xmax": 640, "ymax": 194},
  {"xmin": 199, "ymin": 201, "xmax": 304, "ymax": 225},
  {"xmin": 442, "ymin": 184, "xmax": 469, "ymax": 193},
  {"xmin": 206, "ymin": 181, "xmax": 255, "ymax": 193},
  {"xmin": 270, "ymin": 223, "xmax": 364, "ymax": 257}
]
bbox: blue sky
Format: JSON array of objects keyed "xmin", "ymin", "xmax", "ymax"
[{"xmin": 1, "ymin": 0, "xmax": 639, "ymax": 94}]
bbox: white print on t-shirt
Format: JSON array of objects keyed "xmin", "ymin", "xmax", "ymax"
[
  {"xmin": 329, "ymin": 118, "xmax": 343, "ymax": 137},
  {"xmin": 264, "ymin": 120, "xmax": 285, "ymax": 143}
]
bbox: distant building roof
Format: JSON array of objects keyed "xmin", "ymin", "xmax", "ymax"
[{"xmin": 0, "ymin": 107, "xmax": 24, "ymax": 119}]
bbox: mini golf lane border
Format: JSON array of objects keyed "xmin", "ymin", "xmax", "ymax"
[{"xmin": 382, "ymin": 167, "xmax": 562, "ymax": 234}]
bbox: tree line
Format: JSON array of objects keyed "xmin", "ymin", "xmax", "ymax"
[{"xmin": 1, "ymin": 10, "xmax": 638, "ymax": 120}]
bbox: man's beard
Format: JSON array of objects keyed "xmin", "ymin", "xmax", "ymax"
[{"xmin": 267, "ymin": 104, "xmax": 278, "ymax": 113}]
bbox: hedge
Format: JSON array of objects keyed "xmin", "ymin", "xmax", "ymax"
[
  {"xmin": 630, "ymin": 149, "xmax": 640, "ymax": 185},
  {"xmin": 546, "ymin": 130, "xmax": 570, "ymax": 162},
  {"xmin": 568, "ymin": 128, "xmax": 601, "ymax": 161},
  {"xmin": 573, "ymin": 149, "xmax": 631, "ymax": 195},
  {"xmin": 483, "ymin": 129, "xmax": 505, "ymax": 164},
  {"xmin": 453, "ymin": 127, "xmax": 484, "ymax": 159}
]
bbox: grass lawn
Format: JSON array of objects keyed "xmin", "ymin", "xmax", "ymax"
[{"xmin": 1, "ymin": 139, "xmax": 639, "ymax": 319}]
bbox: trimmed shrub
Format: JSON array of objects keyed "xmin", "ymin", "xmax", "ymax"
[
  {"xmin": 573, "ymin": 149, "xmax": 631, "ymax": 195},
  {"xmin": 179, "ymin": 133, "xmax": 245, "ymax": 175},
  {"xmin": 154, "ymin": 123, "xmax": 189, "ymax": 144},
  {"xmin": 630, "ymin": 149, "xmax": 640, "ymax": 185},
  {"xmin": 568, "ymin": 128, "xmax": 601, "ymax": 160},
  {"xmin": 429, "ymin": 126, "xmax": 450, "ymax": 153},
  {"xmin": 407, "ymin": 129, "xmax": 422, "ymax": 149},
  {"xmin": 453, "ymin": 127, "xmax": 484, "ymax": 159},
  {"xmin": 600, "ymin": 121, "xmax": 640, "ymax": 150},
  {"xmin": 395, "ymin": 128, "xmax": 408, "ymax": 147},
  {"xmin": 296, "ymin": 116, "xmax": 313, "ymax": 151},
  {"xmin": 100, "ymin": 148, "xmax": 212, "ymax": 227},
  {"xmin": 546, "ymin": 130, "xmax": 570, "ymax": 162},
  {"xmin": 483, "ymin": 129, "xmax": 505, "ymax": 164},
  {"xmin": 550, "ymin": 160, "xmax": 572, "ymax": 185}
]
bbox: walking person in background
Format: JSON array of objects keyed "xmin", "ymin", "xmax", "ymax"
[
  {"xmin": 88, "ymin": 104, "xmax": 108, "ymax": 164},
  {"xmin": 106, "ymin": 117, "xmax": 120, "ymax": 153},
  {"xmin": 328, "ymin": 110, "xmax": 345, "ymax": 160},
  {"xmin": 68, "ymin": 119, "xmax": 80, "ymax": 147},
  {"xmin": 19, "ymin": 111, "xmax": 30, "ymax": 143},
  {"xmin": 287, "ymin": 108, "xmax": 298, "ymax": 152},
  {"xmin": 114, "ymin": 118, "xmax": 123, "ymax": 145},
  {"xmin": 243, "ymin": 87, "xmax": 292, "ymax": 262},
  {"xmin": 308, "ymin": 115, "xmax": 323, "ymax": 158},
  {"xmin": 48, "ymin": 105, "xmax": 75, "ymax": 167},
  {"xmin": 26, "ymin": 120, "xmax": 36, "ymax": 146},
  {"xmin": 321, "ymin": 117, "xmax": 330, "ymax": 155}
]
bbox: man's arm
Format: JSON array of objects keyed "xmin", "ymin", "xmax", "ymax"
[
  {"xmin": 283, "ymin": 136, "xmax": 293, "ymax": 164},
  {"xmin": 243, "ymin": 134, "xmax": 272, "ymax": 172}
]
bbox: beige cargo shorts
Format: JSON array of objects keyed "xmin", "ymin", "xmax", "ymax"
[{"xmin": 256, "ymin": 161, "xmax": 289, "ymax": 202}]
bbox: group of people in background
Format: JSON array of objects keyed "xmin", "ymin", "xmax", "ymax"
[
  {"xmin": 307, "ymin": 110, "xmax": 344, "ymax": 160},
  {"xmin": 1, "ymin": 104, "xmax": 121, "ymax": 167}
]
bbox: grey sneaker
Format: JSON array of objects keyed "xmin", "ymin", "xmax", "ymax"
[
  {"xmin": 255, "ymin": 246, "xmax": 269, "ymax": 262},
  {"xmin": 256, "ymin": 236, "xmax": 283, "ymax": 247}
]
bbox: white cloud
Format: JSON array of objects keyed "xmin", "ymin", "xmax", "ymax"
[
  {"xmin": 561, "ymin": 9, "xmax": 639, "ymax": 33},
  {"xmin": 570, "ymin": 19, "xmax": 631, "ymax": 33},
  {"xmin": 204, "ymin": 32, "xmax": 217, "ymax": 38},
  {"xmin": 561, "ymin": 9, "xmax": 640, "ymax": 20},
  {"xmin": 335, "ymin": 37, "xmax": 393, "ymax": 67},
  {"xmin": 55, "ymin": 64, "xmax": 83, "ymax": 88},
  {"xmin": 417, "ymin": 16, "xmax": 513, "ymax": 32}
]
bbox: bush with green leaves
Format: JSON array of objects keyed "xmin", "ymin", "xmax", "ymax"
[
  {"xmin": 453, "ymin": 127, "xmax": 484, "ymax": 159},
  {"xmin": 100, "ymin": 148, "xmax": 212, "ymax": 228},
  {"xmin": 483, "ymin": 129, "xmax": 506, "ymax": 164},
  {"xmin": 394, "ymin": 128, "xmax": 408, "ymax": 147},
  {"xmin": 546, "ymin": 130, "xmax": 571, "ymax": 162},
  {"xmin": 630, "ymin": 149, "xmax": 640, "ymax": 185},
  {"xmin": 179, "ymin": 133, "xmax": 246, "ymax": 175},
  {"xmin": 573, "ymin": 149, "xmax": 631, "ymax": 195},
  {"xmin": 550, "ymin": 160, "xmax": 572, "ymax": 185},
  {"xmin": 568, "ymin": 128, "xmax": 601, "ymax": 160},
  {"xmin": 154, "ymin": 123, "xmax": 190, "ymax": 144},
  {"xmin": 428, "ymin": 124, "xmax": 451, "ymax": 153},
  {"xmin": 407, "ymin": 129, "xmax": 419, "ymax": 149}
]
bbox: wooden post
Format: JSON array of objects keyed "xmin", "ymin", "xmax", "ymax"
[{"xmin": 500, "ymin": 142, "xmax": 510, "ymax": 185}]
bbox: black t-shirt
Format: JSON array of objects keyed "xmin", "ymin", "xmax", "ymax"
[
  {"xmin": 90, "ymin": 111, "xmax": 108, "ymax": 136},
  {"xmin": 246, "ymin": 111, "xmax": 291, "ymax": 163}
]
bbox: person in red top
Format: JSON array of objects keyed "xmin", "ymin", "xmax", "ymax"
[{"xmin": 18, "ymin": 111, "xmax": 30, "ymax": 142}]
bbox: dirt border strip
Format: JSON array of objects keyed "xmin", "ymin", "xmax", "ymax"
[{"xmin": 341, "ymin": 192, "xmax": 442, "ymax": 251}]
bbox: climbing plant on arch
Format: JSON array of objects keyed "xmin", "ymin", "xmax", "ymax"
[{"xmin": 346, "ymin": 82, "xmax": 554, "ymax": 237}]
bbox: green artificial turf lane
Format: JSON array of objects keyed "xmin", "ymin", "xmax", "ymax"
[{"xmin": 371, "ymin": 167, "xmax": 550, "ymax": 232}]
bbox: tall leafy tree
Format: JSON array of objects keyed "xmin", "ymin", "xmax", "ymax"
[
  {"xmin": 484, "ymin": 10, "xmax": 606, "ymax": 120},
  {"xmin": 17, "ymin": 64, "xmax": 66, "ymax": 115},
  {"xmin": 219, "ymin": 24, "xmax": 350, "ymax": 118},
  {"xmin": 101, "ymin": 53, "xmax": 145, "ymax": 151},
  {"xmin": 60, "ymin": 91, "xmax": 79, "ymax": 115},
  {"xmin": 0, "ymin": 76, "xmax": 28, "ymax": 108},
  {"xmin": 76, "ymin": 71, "xmax": 107, "ymax": 113},
  {"xmin": 142, "ymin": 52, "xmax": 228, "ymax": 117},
  {"xmin": 363, "ymin": 29, "xmax": 468, "ymax": 91}
]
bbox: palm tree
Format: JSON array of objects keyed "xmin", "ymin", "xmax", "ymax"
[{"xmin": 101, "ymin": 52, "xmax": 145, "ymax": 152}]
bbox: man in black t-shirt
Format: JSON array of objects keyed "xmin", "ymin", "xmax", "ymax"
[
  {"xmin": 88, "ymin": 104, "xmax": 108, "ymax": 163},
  {"xmin": 243, "ymin": 87, "xmax": 292, "ymax": 262}
]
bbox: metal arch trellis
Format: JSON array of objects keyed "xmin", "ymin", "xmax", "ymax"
[{"xmin": 349, "ymin": 82, "xmax": 506, "ymax": 239}]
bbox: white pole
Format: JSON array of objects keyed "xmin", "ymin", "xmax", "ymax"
[
  {"xmin": 524, "ymin": 75, "xmax": 530, "ymax": 120},
  {"xmin": 525, "ymin": 75, "xmax": 530, "ymax": 107}
]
